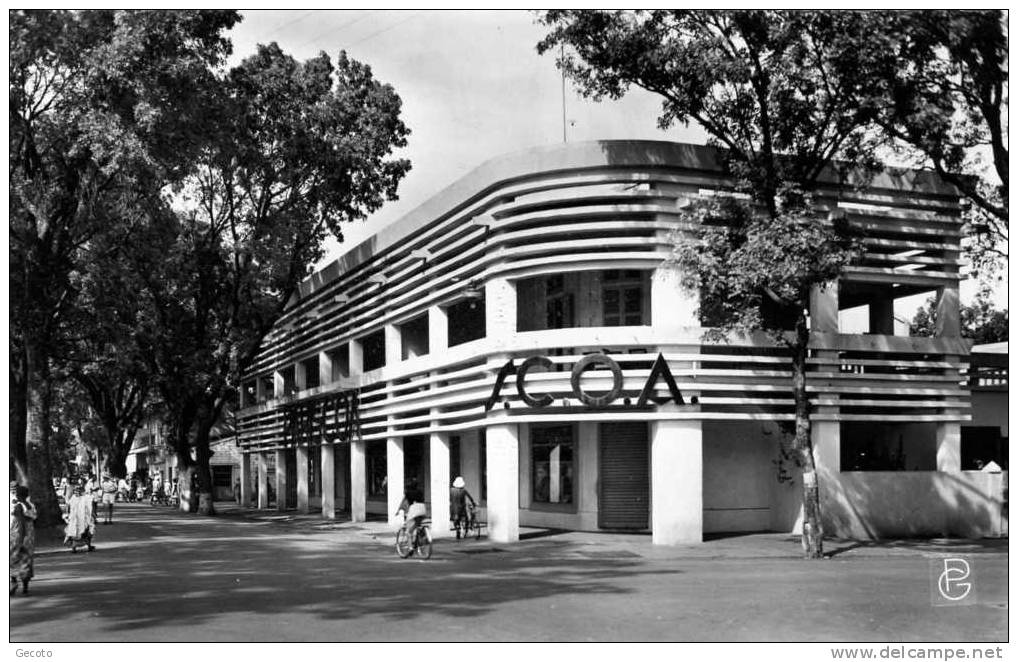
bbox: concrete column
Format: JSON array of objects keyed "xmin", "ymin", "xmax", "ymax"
[
  {"xmin": 868, "ymin": 294, "xmax": 895, "ymax": 335},
  {"xmin": 350, "ymin": 440, "xmax": 366, "ymax": 522},
  {"xmin": 652, "ymin": 263, "xmax": 698, "ymax": 332},
  {"xmin": 812, "ymin": 417, "xmax": 841, "ymax": 536},
  {"xmin": 240, "ymin": 453, "xmax": 252, "ymax": 508},
  {"xmin": 255, "ymin": 375, "xmax": 266, "ymax": 403},
  {"xmin": 387, "ymin": 437, "xmax": 405, "ymax": 527},
  {"xmin": 335, "ymin": 445, "xmax": 348, "ymax": 512},
  {"xmin": 577, "ymin": 421, "xmax": 599, "ymax": 528},
  {"xmin": 385, "ymin": 324, "xmax": 401, "ymax": 366},
  {"xmin": 294, "ymin": 360, "xmax": 307, "ymax": 391},
  {"xmin": 321, "ymin": 444, "xmax": 335, "ymax": 519},
  {"xmin": 485, "ymin": 278, "xmax": 517, "ymax": 339},
  {"xmin": 319, "ymin": 351, "xmax": 333, "ymax": 386},
  {"xmin": 935, "ymin": 284, "xmax": 961, "ymax": 338},
  {"xmin": 809, "ymin": 281, "xmax": 839, "ymax": 333},
  {"xmin": 273, "ymin": 370, "xmax": 285, "ymax": 400},
  {"xmin": 429, "ymin": 429, "xmax": 451, "ymax": 539},
  {"xmin": 296, "ymin": 445, "xmax": 310, "ymax": 513},
  {"xmin": 429, "ymin": 305, "xmax": 448, "ymax": 353},
  {"xmin": 937, "ymin": 422, "xmax": 961, "ymax": 472},
  {"xmin": 651, "ymin": 419, "xmax": 702, "ymax": 545},
  {"xmin": 257, "ymin": 453, "xmax": 269, "ymax": 510},
  {"xmin": 275, "ymin": 449, "xmax": 287, "ymax": 511},
  {"xmin": 486, "ymin": 421, "xmax": 520, "ymax": 543},
  {"xmin": 349, "ymin": 340, "xmax": 364, "ymax": 376}
]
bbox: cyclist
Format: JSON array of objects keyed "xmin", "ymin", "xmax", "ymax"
[
  {"xmin": 396, "ymin": 481, "xmax": 427, "ymax": 548},
  {"xmin": 449, "ymin": 476, "xmax": 476, "ymax": 540}
]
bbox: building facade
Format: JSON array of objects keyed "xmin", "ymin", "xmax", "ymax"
[{"xmin": 235, "ymin": 140, "xmax": 1007, "ymax": 544}]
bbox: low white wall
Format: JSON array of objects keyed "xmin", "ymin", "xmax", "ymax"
[
  {"xmin": 702, "ymin": 421, "xmax": 775, "ymax": 533},
  {"xmin": 822, "ymin": 470, "xmax": 1008, "ymax": 539}
]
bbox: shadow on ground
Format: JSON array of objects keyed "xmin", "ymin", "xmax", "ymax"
[{"xmin": 14, "ymin": 505, "xmax": 680, "ymax": 639}]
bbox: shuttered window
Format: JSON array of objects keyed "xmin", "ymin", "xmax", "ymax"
[{"xmin": 598, "ymin": 422, "xmax": 649, "ymax": 529}]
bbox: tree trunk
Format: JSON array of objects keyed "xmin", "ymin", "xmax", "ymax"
[
  {"xmin": 193, "ymin": 423, "xmax": 216, "ymax": 516},
  {"xmin": 792, "ymin": 318, "xmax": 824, "ymax": 559},
  {"xmin": 25, "ymin": 365, "xmax": 63, "ymax": 527},
  {"xmin": 10, "ymin": 353, "xmax": 30, "ymax": 486}
]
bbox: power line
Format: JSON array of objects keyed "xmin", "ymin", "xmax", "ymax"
[
  {"xmin": 251, "ymin": 10, "xmax": 318, "ymax": 43},
  {"xmin": 347, "ymin": 11, "xmax": 423, "ymax": 48},
  {"xmin": 297, "ymin": 10, "xmax": 379, "ymax": 51}
]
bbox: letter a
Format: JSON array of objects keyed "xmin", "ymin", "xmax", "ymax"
[
  {"xmin": 636, "ymin": 353, "xmax": 685, "ymax": 406},
  {"xmin": 485, "ymin": 359, "xmax": 516, "ymax": 411}
]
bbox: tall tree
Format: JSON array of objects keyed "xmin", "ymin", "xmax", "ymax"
[
  {"xmin": 9, "ymin": 10, "xmax": 239, "ymax": 523},
  {"xmin": 538, "ymin": 10, "xmax": 908, "ymax": 557},
  {"xmin": 911, "ymin": 286, "xmax": 1008, "ymax": 345},
  {"xmin": 132, "ymin": 44, "xmax": 410, "ymax": 514},
  {"xmin": 878, "ymin": 10, "xmax": 1007, "ymax": 272}
]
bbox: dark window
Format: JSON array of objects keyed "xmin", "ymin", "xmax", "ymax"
[
  {"xmin": 531, "ymin": 424, "xmax": 574, "ymax": 504},
  {"xmin": 361, "ymin": 330, "xmax": 386, "ymax": 372},
  {"xmin": 603, "ymin": 270, "xmax": 645, "ymax": 326},
  {"xmin": 260, "ymin": 376, "xmax": 275, "ymax": 401},
  {"xmin": 367, "ymin": 441, "xmax": 387, "ymax": 499},
  {"xmin": 450, "ymin": 435, "xmax": 461, "ymax": 482},
  {"xmin": 302, "ymin": 356, "xmax": 320, "ymax": 390},
  {"xmin": 400, "ymin": 314, "xmax": 429, "ymax": 360},
  {"xmin": 546, "ymin": 275, "xmax": 574, "ymax": 329},
  {"xmin": 961, "ymin": 426, "xmax": 1008, "ymax": 471},
  {"xmin": 329, "ymin": 345, "xmax": 350, "ymax": 381},
  {"xmin": 212, "ymin": 465, "xmax": 232, "ymax": 488},
  {"xmin": 242, "ymin": 381, "xmax": 257, "ymax": 407},
  {"xmin": 281, "ymin": 366, "xmax": 297, "ymax": 396},
  {"xmin": 448, "ymin": 297, "xmax": 486, "ymax": 347},
  {"xmin": 840, "ymin": 422, "xmax": 936, "ymax": 471}
]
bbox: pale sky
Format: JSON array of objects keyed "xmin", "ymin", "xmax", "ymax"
[
  {"xmin": 227, "ymin": 10, "xmax": 1006, "ymax": 315},
  {"xmin": 228, "ymin": 9, "xmax": 704, "ymax": 263}
]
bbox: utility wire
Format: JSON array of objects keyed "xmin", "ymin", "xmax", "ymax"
[
  {"xmin": 297, "ymin": 10, "xmax": 379, "ymax": 50},
  {"xmin": 251, "ymin": 10, "xmax": 318, "ymax": 42},
  {"xmin": 348, "ymin": 11, "xmax": 423, "ymax": 48}
]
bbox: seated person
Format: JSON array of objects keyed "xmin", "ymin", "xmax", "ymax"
[{"xmin": 396, "ymin": 482, "xmax": 427, "ymax": 545}]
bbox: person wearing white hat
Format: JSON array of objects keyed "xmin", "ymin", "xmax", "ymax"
[{"xmin": 449, "ymin": 476, "xmax": 476, "ymax": 540}]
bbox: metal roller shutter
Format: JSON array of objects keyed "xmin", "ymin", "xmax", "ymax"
[{"xmin": 598, "ymin": 422, "xmax": 649, "ymax": 529}]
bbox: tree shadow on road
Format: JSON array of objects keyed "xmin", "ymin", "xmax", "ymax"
[{"xmin": 12, "ymin": 507, "xmax": 682, "ymax": 641}]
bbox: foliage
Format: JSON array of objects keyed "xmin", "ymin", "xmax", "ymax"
[
  {"xmin": 910, "ymin": 286, "xmax": 1008, "ymax": 345},
  {"xmin": 9, "ymin": 10, "xmax": 240, "ymax": 520},
  {"xmin": 129, "ymin": 43, "xmax": 411, "ymax": 513},
  {"xmin": 676, "ymin": 197, "xmax": 861, "ymax": 345},
  {"xmin": 876, "ymin": 10, "xmax": 1007, "ymax": 270},
  {"xmin": 537, "ymin": 10, "xmax": 906, "ymax": 558}
]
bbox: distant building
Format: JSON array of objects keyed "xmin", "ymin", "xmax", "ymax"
[{"xmin": 235, "ymin": 141, "xmax": 1007, "ymax": 543}]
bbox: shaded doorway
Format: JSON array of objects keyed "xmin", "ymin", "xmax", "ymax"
[{"xmin": 598, "ymin": 422, "xmax": 649, "ymax": 529}]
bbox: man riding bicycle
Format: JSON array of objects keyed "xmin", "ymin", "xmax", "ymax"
[{"xmin": 396, "ymin": 481, "xmax": 427, "ymax": 546}]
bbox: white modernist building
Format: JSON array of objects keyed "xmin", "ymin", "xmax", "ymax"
[{"xmin": 235, "ymin": 141, "xmax": 1007, "ymax": 544}]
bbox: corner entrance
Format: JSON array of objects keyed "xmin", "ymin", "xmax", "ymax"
[{"xmin": 598, "ymin": 422, "xmax": 649, "ymax": 529}]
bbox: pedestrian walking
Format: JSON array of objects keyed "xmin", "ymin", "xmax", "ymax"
[
  {"xmin": 64, "ymin": 484, "xmax": 96, "ymax": 553},
  {"xmin": 449, "ymin": 476, "xmax": 477, "ymax": 540},
  {"xmin": 233, "ymin": 479, "xmax": 241, "ymax": 505},
  {"xmin": 9, "ymin": 483, "xmax": 38, "ymax": 596},
  {"xmin": 100, "ymin": 474, "xmax": 117, "ymax": 524}
]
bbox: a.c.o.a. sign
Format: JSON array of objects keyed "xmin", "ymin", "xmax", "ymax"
[{"xmin": 485, "ymin": 352, "xmax": 691, "ymax": 411}]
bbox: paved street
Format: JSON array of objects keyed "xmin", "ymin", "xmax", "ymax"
[{"xmin": 9, "ymin": 503, "xmax": 1007, "ymax": 642}]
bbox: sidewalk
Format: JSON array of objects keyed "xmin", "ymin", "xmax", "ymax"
[{"xmin": 208, "ymin": 501, "xmax": 1009, "ymax": 561}]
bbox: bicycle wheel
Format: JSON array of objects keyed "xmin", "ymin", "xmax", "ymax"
[
  {"xmin": 416, "ymin": 527, "xmax": 432, "ymax": 559},
  {"xmin": 395, "ymin": 528, "xmax": 413, "ymax": 558}
]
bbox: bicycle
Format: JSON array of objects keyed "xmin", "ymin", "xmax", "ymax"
[
  {"xmin": 453, "ymin": 503, "xmax": 481, "ymax": 540},
  {"xmin": 395, "ymin": 517, "xmax": 432, "ymax": 559}
]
